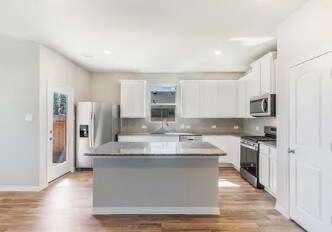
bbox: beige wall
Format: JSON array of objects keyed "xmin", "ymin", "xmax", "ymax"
[
  {"xmin": 91, "ymin": 72, "xmax": 243, "ymax": 104},
  {"xmin": 39, "ymin": 46, "xmax": 91, "ymax": 187},
  {"xmin": 276, "ymin": 0, "xmax": 332, "ymax": 216}
]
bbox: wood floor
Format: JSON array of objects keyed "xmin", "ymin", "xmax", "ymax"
[{"xmin": 0, "ymin": 168, "xmax": 304, "ymax": 232}]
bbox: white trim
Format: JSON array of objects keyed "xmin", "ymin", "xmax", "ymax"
[
  {"xmin": 0, "ymin": 185, "xmax": 44, "ymax": 192},
  {"xmin": 275, "ymin": 202, "xmax": 289, "ymax": 219},
  {"xmin": 92, "ymin": 207, "xmax": 220, "ymax": 215},
  {"xmin": 289, "ymin": 44, "xmax": 332, "ymax": 68}
]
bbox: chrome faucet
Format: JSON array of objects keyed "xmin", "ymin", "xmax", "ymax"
[{"xmin": 161, "ymin": 119, "xmax": 169, "ymax": 132}]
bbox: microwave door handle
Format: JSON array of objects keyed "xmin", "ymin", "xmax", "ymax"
[{"xmin": 261, "ymin": 99, "xmax": 267, "ymax": 113}]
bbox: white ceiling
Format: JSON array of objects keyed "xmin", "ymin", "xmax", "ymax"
[{"xmin": 0, "ymin": 0, "xmax": 307, "ymax": 73}]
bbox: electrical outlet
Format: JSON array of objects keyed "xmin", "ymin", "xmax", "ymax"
[
  {"xmin": 234, "ymin": 125, "xmax": 239, "ymax": 130},
  {"xmin": 211, "ymin": 125, "xmax": 217, "ymax": 129},
  {"xmin": 24, "ymin": 114, "xmax": 33, "ymax": 122},
  {"xmin": 256, "ymin": 126, "xmax": 260, "ymax": 131},
  {"xmin": 142, "ymin": 125, "xmax": 147, "ymax": 129},
  {"xmin": 185, "ymin": 125, "xmax": 191, "ymax": 129},
  {"xmin": 180, "ymin": 124, "xmax": 185, "ymax": 129}
]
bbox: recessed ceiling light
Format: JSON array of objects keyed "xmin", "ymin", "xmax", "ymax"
[
  {"xmin": 214, "ymin": 50, "xmax": 223, "ymax": 55},
  {"xmin": 103, "ymin": 50, "xmax": 112, "ymax": 54},
  {"xmin": 82, "ymin": 53, "xmax": 93, "ymax": 58},
  {"xmin": 230, "ymin": 37, "xmax": 274, "ymax": 46}
]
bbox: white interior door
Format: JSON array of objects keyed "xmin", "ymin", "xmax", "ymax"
[
  {"xmin": 47, "ymin": 81, "xmax": 74, "ymax": 182},
  {"xmin": 289, "ymin": 52, "xmax": 332, "ymax": 232}
]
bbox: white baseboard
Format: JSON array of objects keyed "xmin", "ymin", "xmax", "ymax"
[
  {"xmin": 275, "ymin": 203, "xmax": 289, "ymax": 219},
  {"xmin": 0, "ymin": 185, "xmax": 43, "ymax": 192},
  {"xmin": 93, "ymin": 207, "xmax": 220, "ymax": 215},
  {"xmin": 219, "ymin": 163, "xmax": 233, "ymax": 168}
]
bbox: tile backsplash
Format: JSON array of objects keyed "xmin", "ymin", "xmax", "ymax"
[
  {"xmin": 121, "ymin": 118, "xmax": 244, "ymax": 134},
  {"xmin": 121, "ymin": 117, "xmax": 277, "ymax": 135},
  {"xmin": 242, "ymin": 117, "xmax": 277, "ymax": 135}
]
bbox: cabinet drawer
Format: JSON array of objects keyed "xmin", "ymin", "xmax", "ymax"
[{"xmin": 260, "ymin": 144, "xmax": 270, "ymax": 154}]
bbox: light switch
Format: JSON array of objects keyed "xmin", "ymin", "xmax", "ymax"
[
  {"xmin": 256, "ymin": 126, "xmax": 260, "ymax": 131},
  {"xmin": 142, "ymin": 125, "xmax": 147, "ymax": 129},
  {"xmin": 211, "ymin": 125, "xmax": 217, "ymax": 129},
  {"xmin": 185, "ymin": 125, "xmax": 191, "ymax": 129},
  {"xmin": 180, "ymin": 124, "xmax": 185, "ymax": 129},
  {"xmin": 234, "ymin": 125, "xmax": 239, "ymax": 130},
  {"xmin": 25, "ymin": 114, "xmax": 33, "ymax": 122}
]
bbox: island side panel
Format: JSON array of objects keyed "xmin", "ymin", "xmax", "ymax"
[{"xmin": 92, "ymin": 156, "xmax": 219, "ymax": 215}]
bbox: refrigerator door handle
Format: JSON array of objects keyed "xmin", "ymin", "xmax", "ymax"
[{"xmin": 91, "ymin": 112, "xmax": 95, "ymax": 148}]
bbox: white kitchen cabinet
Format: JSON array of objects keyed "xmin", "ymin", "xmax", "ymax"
[
  {"xmin": 199, "ymin": 81, "xmax": 219, "ymax": 118},
  {"xmin": 269, "ymin": 148, "xmax": 277, "ymax": 194},
  {"xmin": 249, "ymin": 61, "xmax": 261, "ymax": 98},
  {"xmin": 259, "ymin": 152, "xmax": 270, "ymax": 188},
  {"xmin": 259, "ymin": 143, "xmax": 277, "ymax": 197},
  {"xmin": 202, "ymin": 135, "xmax": 240, "ymax": 168},
  {"xmin": 180, "ymin": 81, "xmax": 200, "ymax": 118},
  {"xmin": 260, "ymin": 52, "xmax": 277, "ymax": 95},
  {"xmin": 237, "ymin": 77, "xmax": 246, "ymax": 118},
  {"xmin": 249, "ymin": 52, "xmax": 277, "ymax": 98},
  {"xmin": 181, "ymin": 80, "xmax": 238, "ymax": 118},
  {"xmin": 219, "ymin": 81, "xmax": 238, "ymax": 117},
  {"xmin": 120, "ymin": 80, "xmax": 147, "ymax": 118},
  {"xmin": 118, "ymin": 135, "xmax": 179, "ymax": 142}
]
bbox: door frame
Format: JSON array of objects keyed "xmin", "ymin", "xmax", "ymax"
[
  {"xmin": 47, "ymin": 80, "xmax": 75, "ymax": 182},
  {"xmin": 284, "ymin": 45, "xmax": 332, "ymax": 218}
]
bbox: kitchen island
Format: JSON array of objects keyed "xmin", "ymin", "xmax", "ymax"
[{"xmin": 85, "ymin": 142, "xmax": 226, "ymax": 215}]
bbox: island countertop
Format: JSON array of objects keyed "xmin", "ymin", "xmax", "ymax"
[{"xmin": 85, "ymin": 142, "xmax": 227, "ymax": 157}]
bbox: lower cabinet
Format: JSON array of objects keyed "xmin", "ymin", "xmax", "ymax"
[
  {"xmin": 259, "ymin": 144, "xmax": 277, "ymax": 197},
  {"xmin": 202, "ymin": 136, "xmax": 241, "ymax": 170}
]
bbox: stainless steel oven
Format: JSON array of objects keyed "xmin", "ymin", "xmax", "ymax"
[
  {"xmin": 250, "ymin": 94, "xmax": 276, "ymax": 117},
  {"xmin": 240, "ymin": 140, "xmax": 261, "ymax": 188}
]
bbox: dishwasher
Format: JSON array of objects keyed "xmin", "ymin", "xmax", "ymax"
[{"xmin": 179, "ymin": 135, "xmax": 202, "ymax": 142}]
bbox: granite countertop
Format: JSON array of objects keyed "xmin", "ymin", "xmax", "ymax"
[
  {"xmin": 85, "ymin": 142, "xmax": 227, "ymax": 157},
  {"xmin": 117, "ymin": 132, "xmax": 255, "ymax": 138},
  {"xmin": 259, "ymin": 141, "xmax": 277, "ymax": 148}
]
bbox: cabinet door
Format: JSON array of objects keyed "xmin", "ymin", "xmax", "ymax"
[
  {"xmin": 260, "ymin": 55, "xmax": 272, "ymax": 95},
  {"xmin": 120, "ymin": 81, "xmax": 146, "ymax": 118},
  {"xmin": 200, "ymin": 81, "xmax": 219, "ymax": 118},
  {"xmin": 269, "ymin": 148, "xmax": 277, "ymax": 194},
  {"xmin": 202, "ymin": 136, "xmax": 230, "ymax": 163},
  {"xmin": 244, "ymin": 73, "xmax": 254, "ymax": 118},
  {"xmin": 229, "ymin": 136, "xmax": 241, "ymax": 170},
  {"xmin": 237, "ymin": 78, "xmax": 247, "ymax": 118},
  {"xmin": 249, "ymin": 61, "xmax": 261, "ymax": 97},
  {"xmin": 181, "ymin": 81, "xmax": 200, "ymax": 118},
  {"xmin": 219, "ymin": 81, "xmax": 238, "ymax": 117},
  {"xmin": 259, "ymin": 152, "xmax": 269, "ymax": 187}
]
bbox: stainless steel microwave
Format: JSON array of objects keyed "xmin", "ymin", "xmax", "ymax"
[{"xmin": 250, "ymin": 94, "xmax": 276, "ymax": 117}]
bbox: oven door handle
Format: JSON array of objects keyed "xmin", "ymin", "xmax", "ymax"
[{"xmin": 241, "ymin": 143, "xmax": 258, "ymax": 151}]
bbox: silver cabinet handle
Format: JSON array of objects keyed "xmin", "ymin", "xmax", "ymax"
[
  {"xmin": 288, "ymin": 148, "xmax": 295, "ymax": 154},
  {"xmin": 49, "ymin": 137, "xmax": 53, "ymax": 141}
]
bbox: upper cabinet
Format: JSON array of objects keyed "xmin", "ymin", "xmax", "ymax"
[
  {"xmin": 219, "ymin": 81, "xmax": 238, "ymax": 118},
  {"xmin": 180, "ymin": 81, "xmax": 200, "ymax": 118},
  {"xmin": 250, "ymin": 52, "xmax": 277, "ymax": 97},
  {"xmin": 120, "ymin": 80, "xmax": 147, "ymax": 118},
  {"xmin": 181, "ymin": 80, "xmax": 238, "ymax": 118},
  {"xmin": 200, "ymin": 81, "xmax": 219, "ymax": 118}
]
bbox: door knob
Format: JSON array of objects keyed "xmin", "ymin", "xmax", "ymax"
[{"xmin": 288, "ymin": 148, "xmax": 295, "ymax": 154}]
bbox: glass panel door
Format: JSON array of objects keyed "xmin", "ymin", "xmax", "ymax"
[
  {"xmin": 52, "ymin": 92, "xmax": 68, "ymax": 164},
  {"xmin": 47, "ymin": 81, "xmax": 74, "ymax": 182}
]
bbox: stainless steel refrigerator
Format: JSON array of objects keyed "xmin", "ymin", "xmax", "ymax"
[{"xmin": 76, "ymin": 102, "xmax": 119, "ymax": 168}]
